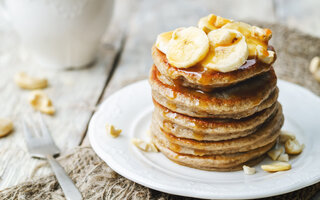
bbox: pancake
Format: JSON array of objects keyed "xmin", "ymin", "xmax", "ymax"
[
  {"xmin": 151, "ymin": 105, "xmax": 283, "ymax": 154},
  {"xmin": 153, "ymin": 99, "xmax": 279, "ymax": 141},
  {"xmin": 152, "ymin": 134, "xmax": 274, "ymax": 171},
  {"xmin": 152, "ymin": 46, "xmax": 273, "ymax": 91},
  {"xmin": 150, "ymin": 65, "xmax": 278, "ymax": 119}
]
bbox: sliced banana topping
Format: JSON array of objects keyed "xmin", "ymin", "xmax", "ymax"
[
  {"xmin": 154, "ymin": 14, "xmax": 275, "ymax": 71},
  {"xmin": 201, "ymin": 29, "xmax": 248, "ymax": 72},
  {"xmin": 166, "ymin": 27, "xmax": 209, "ymax": 68},
  {"xmin": 198, "ymin": 14, "xmax": 231, "ymax": 34},
  {"xmin": 222, "ymin": 22, "xmax": 274, "ymax": 64},
  {"xmin": 155, "ymin": 31, "xmax": 173, "ymax": 54}
]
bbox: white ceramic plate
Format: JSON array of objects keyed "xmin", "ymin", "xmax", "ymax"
[{"xmin": 89, "ymin": 80, "xmax": 320, "ymax": 199}]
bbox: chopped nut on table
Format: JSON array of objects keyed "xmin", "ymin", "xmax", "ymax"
[
  {"xmin": 106, "ymin": 123, "xmax": 122, "ymax": 138},
  {"xmin": 277, "ymin": 153, "xmax": 289, "ymax": 162},
  {"xmin": 279, "ymin": 130, "xmax": 296, "ymax": 143},
  {"xmin": 261, "ymin": 162, "xmax": 291, "ymax": 172},
  {"xmin": 29, "ymin": 90, "xmax": 55, "ymax": 115},
  {"xmin": 0, "ymin": 118, "xmax": 13, "ymax": 137},
  {"xmin": 267, "ymin": 147, "xmax": 284, "ymax": 161},
  {"xmin": 309, "ymin": 56, "xmax": 320, "ymax": 82},
  {"xmin": 285, "ymin": 139, "xmax": 304, "ymax": 155},
  {"xmin": 14, "ymin": 72, "xmax": 48, "ymax": 90},
  {"xmin": 131, "ymin": 138, "xmax": 159, "ymax": 152},
  {"xmin": 243, "ymin": 165, "xmax": 256, "ymax": 175}
]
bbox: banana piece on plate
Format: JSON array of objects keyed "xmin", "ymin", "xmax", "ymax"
[
  {"xmin": 201, "ymin": 28, "xmax": 248, "ymax": 72},
  {"xmin": 198, "ymin": 14, "xmax": 231, "ymax": 34},
  {"xmin": 166, "ymin": 27, "xmax": 209, "ymax": 68},
  {"xmin": 155, "ymin": 31, "xmax": 173, "ymax": 54},
  {"xmin": 222, "ymin": 22, "xmax": 274, "ymax": 64}
]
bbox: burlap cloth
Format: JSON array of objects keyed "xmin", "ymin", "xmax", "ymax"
[{"xmin": 1, "ymin": 23, "xmax": 320, "ymax": 200}]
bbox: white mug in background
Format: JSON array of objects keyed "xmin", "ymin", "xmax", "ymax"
[{"xmin": 2, "ymin": 0, "xmax": 114, "ymax": 69}]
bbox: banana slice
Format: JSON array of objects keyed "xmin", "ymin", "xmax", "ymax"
[
  {"xmin": 222, "ymin": 22, "xmax": 274, "ymax": 64},
  {"xmin": 198, "ymin": 14, "xmax": 231, "ymax": 34},
  {"xmin": 166, "ymin": 27, "xmax": 209, "ymax": 68},
  {"xmin": 201, "ymin": 29, "xmax": 248, "ymax": 72},
  {"xmin": 155, "ymin": 31, "xmax": 173, "ymax": 54}
]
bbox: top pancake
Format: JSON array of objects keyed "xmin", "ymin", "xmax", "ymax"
[{"xmin": 152, "ymin": 46, "xmax": 273, "ymax": 91}]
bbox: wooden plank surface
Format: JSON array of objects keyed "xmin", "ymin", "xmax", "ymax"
[{"xmin": 0, "ymin": 0, "xmax": 131, "ymax": 190}]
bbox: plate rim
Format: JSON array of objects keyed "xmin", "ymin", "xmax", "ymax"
[{"xmin": 89, "ymin": 79, "xmax": 320, "ymax": 199}]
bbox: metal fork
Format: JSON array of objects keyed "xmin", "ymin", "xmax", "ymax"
[{"xmin": 22, "ymin": 113, "xmax": 82, "ymax": 200}]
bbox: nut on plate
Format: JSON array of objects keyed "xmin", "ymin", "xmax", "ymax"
[
  {"xmin": 279, "ymin": 130, "xmax": 296, "ymax": 143},
  {"xmin": 14, "ymin": 72, "xmax": 48, "ymax": 90},
  {"xmin": 0, "ymin": 118, "xmax": 13, "ymax": 137},
  {"xmin": 131, "ymin": 138, "xmax": 159, "ymax": 152},
  {"xmin": 277, "ymin": 153, "xmax": 289, "ymax": 162},
  {"xmin": 285, "ymin": 139, "xmax": 304, "ymax": 155},
  {"xmin": 29, "ymin": 90, "xmax": 55, "ymax": 115},
  {"xmin": 267, "ymin": 147, "xmax": 284, "ymax": 161},
  {"xmin": 242, "ymin": 165, "xmax": 256, "ymax": 175},
  {"xmin": 261, "ymin": 162, "xmax": 291, "ymax": 172},
  {"xmin": 106, "ymin": 123, "xmax": 122, "ymax": 138}
]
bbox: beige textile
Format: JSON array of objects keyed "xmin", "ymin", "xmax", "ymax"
[{"xmin": 1, "ymin": 23, "xmax": 320, "ymax": 200}]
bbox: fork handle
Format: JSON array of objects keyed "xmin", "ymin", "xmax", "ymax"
[{"xmin": 46, "ymin": 155, "xmax": 83, "ymax": 200}]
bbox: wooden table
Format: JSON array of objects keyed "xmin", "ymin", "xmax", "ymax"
[{"xmin": 1, "ymin": 0, "xmax": 320, "ymax": 191}]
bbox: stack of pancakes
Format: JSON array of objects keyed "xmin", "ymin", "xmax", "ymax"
[{"xmin": 149, "ymin": 45, "xmax": 284, "ymax": 171}]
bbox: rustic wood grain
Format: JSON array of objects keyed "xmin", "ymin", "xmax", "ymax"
[{"xmin": 0, "ymin": 0, "xmax": 132, "ymax": 189}]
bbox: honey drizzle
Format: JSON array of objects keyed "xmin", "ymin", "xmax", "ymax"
[{"xmin": 153, "ymin": 65, "xmax": 275, "ymax": 110}]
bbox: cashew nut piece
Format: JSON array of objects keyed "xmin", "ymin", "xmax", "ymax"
[
  {"xmin": 29, "ymin": 90, "xmax": 55, "ymax": 115},
  {"xmin": 243, "ymin": 165, "xmax": 256, "ymax": 175},
  {"xmin": 131, "ymin": 138, "xmax": 159, "ymax": 152},
  {"xmin": 106, "ymin": 123, "xmax": 122, "ymax": 138},
  {"xmin": 14, "ymin": 72, "xmax": 48, "ymax": 90},
  {"xmin": 279, "ymin": 130, "xmax": 296, "ymax": 143},
  {"xmin": 261, "ymin": 162, "xmax": 291, "ymax": 172},
  {"xmin": 0, "ymin": 118, "xmax": 13, "ymax": 137},
  {"xmin": 285, "ymin": 139, "xmax": 304, "ymax": 155},
  {"xmin": 309, "ymin": 56, "xmax": 320, "ymax": 82},
  {"xmin": 267, "ymin": 147, "xmax": 284, "ymax": 161}
]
